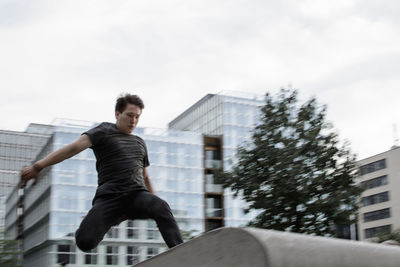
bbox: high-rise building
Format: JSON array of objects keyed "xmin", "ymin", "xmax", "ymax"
[
  {"xmin": 6, "ymin": 121, "xmax": 207, "ymax": 266},
  {"xmin": 356, "ymin": 146, "xmax": 400, "ymax": 241},
  {"xmin": 0, "ymin": 125, "xmax": 51, "ymax": 232},
  {"xmin": 169, "ymin": 92, "xmax": 264, "ymax": 228},
  {"xmin": 4, "ymin": 92, "xmax": 265, "ymax": 266}
]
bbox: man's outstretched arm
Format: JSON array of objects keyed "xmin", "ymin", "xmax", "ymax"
[{"xmin": 20, "ymin": 134, "xmax": 92, "ymax": 187}]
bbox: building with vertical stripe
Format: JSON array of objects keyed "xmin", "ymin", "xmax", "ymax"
[{"xmin": 356, "ymin": 146, "xmax": 400, "ymax": 240}]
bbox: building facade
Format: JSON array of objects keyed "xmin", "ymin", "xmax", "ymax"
[
  {"xmin": 169, "ymin": 91, "xmax": 264, "ymax": 228},
  {"xmin": 356, "ymin": 147, "xmax": 400, "ymax": 241},
  {"xmin": 4, "ymin": 92, "xmax": 265, "ymax": 267},
  {"xmin": 0, "ymin": 126, "xmax": 51, "ymax": 232},
  {"xmin": 6, "ymin": 122, "xmax": 206, "ymax": 266}
]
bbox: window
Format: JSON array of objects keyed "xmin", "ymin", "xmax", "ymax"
[
  {"xmin": 363, "ymin": 208, "xmax": 391, "ymax": 222},
  {"xmin": 360, "ymin": 159, "xmax": 386, "ymax": 175},
  {"xmin": 127, "ymin": 228, "xmax": 138, "ymax": 239},
  {"xmin": 146, "ymin": 247, "xmax": 158, "ymax": 259},
  {"xmin": 147, "ymin": 229, "xmax": 159, "ymax": 240},
  {"xmin": 84, "ymin": 248, "xmax": 97, "ymax": 265},
  {"xmin": 205, "ymin": 150, "xmax": 221, "ymax": 161},
  {"xmin": 206, "ymin": 196, "xmax": 223, "ymax": 217},
  {"xmin": 147, "ymin": 220, "xmax": 157, "ymax": 228},
  {"xmin": 58, "ymin": 198, "xmax": 77, "ymax": 210},
  {"xmin": 106, "ymin": 227, "xmax": 119, "ymax": 239},
  {"xmin": 147, "ymin": 220, "xmax": 159, "ymax": 240},
  {"xmin": 206, "ymin": 173, "xmax": 215, "ymax": 184},
  {"xmin": 361, "ymin": 175, "xmax": 388, "ymax": 189},
  {"xmin": 365, "ymin": 225, "xmax": 391, "ymax": 238},
  {"xmin": 57, "ymin": 244, "xmax": 76, "ymax": 264},
  {"xmin": 106, "ymin": 246, "xmax": 119, "ymax": 265},
  {"xmin": 126, "ymin": 246, "xmax": 139, "ymax": 265},
  {"xmin": 205, "ymin": 149, "xmax": 222, "ymax": 169},
  {"xmin": 362, "ymin": 192, "xmax": 389, "ymax": 206},
  {"xmin": 126, "ymin": 220, "xmax": 139, "ymax": 239}
]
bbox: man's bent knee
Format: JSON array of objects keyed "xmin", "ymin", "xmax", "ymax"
[{"xmin": 75, "ymin": 230, "xmax": 98, "ymax": 252}]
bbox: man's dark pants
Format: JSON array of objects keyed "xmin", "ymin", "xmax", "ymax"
[{"xmin": 75, "ymin": 191, "xmax": 183, "ymax": 251}]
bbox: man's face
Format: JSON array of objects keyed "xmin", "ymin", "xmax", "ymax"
[{"xmin": 115, "ymin": 103, "xmax": 142, "ymax": 134}]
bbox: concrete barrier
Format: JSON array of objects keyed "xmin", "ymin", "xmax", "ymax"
[{"xmin": 134, "ymin": 227, "xmax": 400, "ymax": 267}]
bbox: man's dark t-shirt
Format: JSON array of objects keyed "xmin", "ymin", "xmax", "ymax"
[{"xmin": 83, "ymin": 122, "xmax": 150, "ymax": 200}]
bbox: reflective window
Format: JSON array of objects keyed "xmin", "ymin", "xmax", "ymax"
[
  {"xmin": 57, "ymin": 244, "xmax": 76, "ymax": 264},
  {"xmin": 146, "ymin": 247, "xmax": 158, "ymax": 259},
  {"xmin": 84, "ymin": 248, "xmax": 97, "ymax": 265},
  {"xmin": 147, "ymin": 229, "xmax": 159, "ymax": 240},
  {"xmin": 361, "ymin": 175, "xmax": 388, "ymax": 189},
  {"xmin": 106, "ymin": 227, "xmax": 119, "ymax": 239},
  {"xmin": 126, "ymin": 220, "xmax": 139, "ymax": 239},
  {"xmin": 126, "ymin": 246, "xmax": 139, "ymax": 265},
  {"xmin": 363, "ymin": 208, "xmax": 391, "ymax": 222},
  {"xmin": 365, "ymin": 225, "xmax": 391, "ymax": 239},
  {"xmin": 362, "ymin": 192, "xmax": 389, "ymax": 207},
  {"xmin": 106, "ymin": 246, "xmax": 119, "ymax": 265},
  {"xmin": 360, "ymin": 159, "xmax": 386, "ymax": 175}
]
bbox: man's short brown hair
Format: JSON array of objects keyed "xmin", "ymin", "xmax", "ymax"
[{"xmin": 115, "ymin": 94, "xmax": 144, "ymax": 112}]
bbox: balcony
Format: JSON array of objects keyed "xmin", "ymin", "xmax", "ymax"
[
  {"xmin": 206, "ymin": 208, "xmax": 223, "ymax": 217},
  {"xmin": 205, "ymin": 159, "xmax": 222, "ymax": 169},
  {"xmin": 205, "ymin": 184, "xmax": 223, "ymax": 193}
]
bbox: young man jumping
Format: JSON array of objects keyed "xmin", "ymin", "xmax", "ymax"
[{"xmin": 20, "ymin": 94, "xmax": 183, "ymax": 251}]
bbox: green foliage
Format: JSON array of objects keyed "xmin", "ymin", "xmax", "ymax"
[
  {"xmin": 216, "ymin": 88, "xmax": 363, "ymax": 236},
  {"xmin": 0, "ymin": 232, "xmax": 22, "ymax": 267},
  {"xmin": 180, "ymin": 229, "xmax": 199, "ymax": 242},
  {"xmin": 375, "ymin": 228, "xmax": 400, "ymax": 244}
]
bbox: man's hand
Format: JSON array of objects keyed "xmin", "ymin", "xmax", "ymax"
[
  {"xmin": 19, "ymin": 134, "xmax": 92, "ymax": 188},
  {"xmin": 20, "ymin": 164, "xmax": 43, "ymax": 187}
]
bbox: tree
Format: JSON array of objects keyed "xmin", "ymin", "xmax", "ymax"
[
  {"xmin": 0, "ymin": 231, "xmax": 22, "ymax": 267},
  {"xmin": 216, "ymin": 88, "xmax": 363, "ymax": 236},
  {"xmin": 375, "ymin": 228, "xmax": 400, "ymax": 244}
]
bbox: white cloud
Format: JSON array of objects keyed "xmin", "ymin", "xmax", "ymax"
[{"xmin": 0, "ymin": 0, "xmax": 399, "ymax": 159}]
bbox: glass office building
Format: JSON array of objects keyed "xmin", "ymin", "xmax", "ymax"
[
  {"xmin": 169, "ymin": 91, "xmax": 264, "ymax": 227},
  {"xmin": 6, "ymin": 121, "xmax": 205, "ymax": 266},
  {"xmin": 0, "ymin": 126, "xmax": 51, "ymax": 233},
  {"xmin": 5, "ymin": 91, "xmax": 265, "ymax": 266}
]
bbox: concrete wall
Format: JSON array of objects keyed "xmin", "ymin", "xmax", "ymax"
[{"xmin": 135, "ymin": 227, "xmax": 400, "ymax": 267}]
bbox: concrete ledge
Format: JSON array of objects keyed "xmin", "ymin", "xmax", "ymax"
[{"xmin": 135, "ymin": 227, "xmax": 400, "ymax": 267}]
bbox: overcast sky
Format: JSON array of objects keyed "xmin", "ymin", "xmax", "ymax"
[{"xmin": 1, "ymin": 0, "xmax": 399, "ymax": 160}]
